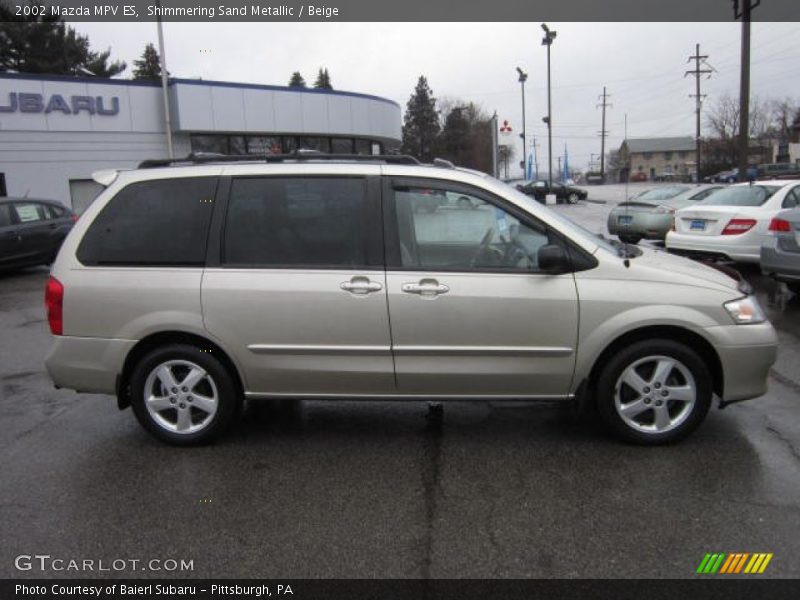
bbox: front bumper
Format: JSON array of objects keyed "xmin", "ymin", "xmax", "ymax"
[
  {"xmin": 703, "ymin": 321, "xmax": 778, "ymax": 404},
  {"xmin": 666, "ymin": 231, "xmax": 760, "ymax": 263},
  {"xmin": 45, "ymin": 336, "xmax": 136, "ymax": 394}
]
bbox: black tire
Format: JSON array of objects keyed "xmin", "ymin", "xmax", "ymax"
[
  {"xmin": 567, "ymin": 192, "xmax": 579, "ymax": 204},
  {"xmin": 595, "ymin": 339, "xmax": 712, "ymax": 444},
  {"xmin": 619, "ymin": 234, "xmax": 641, "ymax": 245},
  {"xmin": 130, "ymin": 343, "xmax": 240, "ymax": 446}
]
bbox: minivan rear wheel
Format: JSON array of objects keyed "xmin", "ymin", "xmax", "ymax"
[
  {"xmin": 596, "ymin": 339, "xmax": 712, "ymax": 444},
  {"xmin": 130, "ymin": 344, "xmax": 239, "ymax": 445}
]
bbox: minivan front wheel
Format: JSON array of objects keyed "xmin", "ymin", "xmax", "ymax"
[
  {"xmin": 130, "ymin": 344, "xmax": 238, "ymax": 445},
  {"xmin": 596, "ymin": 339, "xmax": 712, "ymax": 444}
]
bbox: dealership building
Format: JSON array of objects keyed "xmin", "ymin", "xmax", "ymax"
[{"xmin": 0, "ymin": 72, "xmax": 402, "ymax": 212}]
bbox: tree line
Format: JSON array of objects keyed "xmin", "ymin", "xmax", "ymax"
[{"xmin": 400, "ymin": 76, "xmax": 498, "ymax": 174}]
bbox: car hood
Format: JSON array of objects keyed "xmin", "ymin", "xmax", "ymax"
[{"xmin": 627, "ymin": 246, "xmax": 741, "ymax": 292}]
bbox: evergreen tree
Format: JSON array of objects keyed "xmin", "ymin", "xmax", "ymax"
[
  {"xmin": 401, "ymin": 76, "xmax": 440, "ymax": 162},
  {"xmin": 0, "ymin": 1, "xmax": 125, "ymax": 76},
  {"xmin": 313, "ymin": 68, "xmax": 333, "ymax": 90},
  {"xmin": 288, "ymin": 71, "xmax": 306, "ymax": 87},
  {"xmin": 132, "ymin": 43, "xmax": 162, "ymax": 80}
]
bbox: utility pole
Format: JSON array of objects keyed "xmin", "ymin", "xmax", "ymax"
[
  {"xmin": 490, "ymin": 111, "xmax": 498, "ymax": 178},
  {"xmin": 542, "ymin": 24, "xmax": 557, "ymax": 186},
  {"xmin": 516, "ymin": 68, "xmax": 528, "ymax": 175},
  {"xmin": 596, "ymin": 87, "xmax": 612, "ymax": 183},
  {"xmin": 155, "ymin": 0, "xmax": 174, "ymax": 159},
  {"xmin": 734, "ymin": 0, "xmax": 760, "ymax": 181},
  {"xmin": 685, "ymin": 44, "xmax": 712, "ymax": 182}
]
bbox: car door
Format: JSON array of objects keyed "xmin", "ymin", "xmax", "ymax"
[
  {"xmin": 201, "ymin": 169, "xmax": 395, "ymax": 397},
  {"xmin": 10, "ymin": 201, "xmax": 52, "ymax": 263},
  {"xmin": 383, "ymin": 176, "xmax": 579, "ymax": 398},
  {"xmin": 0, "ymin": 203, "xmax": 23, "ymax": 267}
]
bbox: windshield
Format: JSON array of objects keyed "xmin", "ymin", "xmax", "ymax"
[
  {"xmin": 502, "ymin": 184, "xmax": 617, "ymax": 253},
  {"xmin": 635, "ymin": 186, "xmax": 690, "ymax": 201},
  {"xmin": 701, "ymin": 185, "xmax": 780, "ymax": 207}
]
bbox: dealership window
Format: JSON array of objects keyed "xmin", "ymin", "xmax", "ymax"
[
  {"xmin": 191, "ymin": 134, "xmax": 228, "ymax": 154},
  {"xmin": 331, "ymin": 138, "xmax": 355, "ymax": 154},
  {"xmin": 295, "ymin": 137, "xmax": 331, "ymax": 153},
  {"xmin": 355, "ymin": 139, "xmax": 372, "ymax": 155},
  {"xmin": 247, "ymin": 136, "xmax": 282, "ymax": 155},
  {"xmin": 229, "ymin": 136, "xmax": 247, "ymax": 155},
  {"xmin": 664, "ymin": 152, "xmax": 673, "ymax": 160},
  {"xmin": 69, "ymin": 179, "xmax": 105, "ymax": 214},
  {"xmin": 224, "ymin": 177, "xmax": 368, "ymax": 268},
  {"xmin": 77, "ymin": 177, "xmax": 217, "ymax": 266}
]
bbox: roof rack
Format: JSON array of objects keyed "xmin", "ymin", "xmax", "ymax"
[{"xmin": 138, "ymin": 152, "xmax": 421, "ymax": 169}]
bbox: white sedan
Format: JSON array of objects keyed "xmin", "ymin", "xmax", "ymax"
[{"xmin": 666, "ymin": 180, "xmax": 800, "ymax": 263}]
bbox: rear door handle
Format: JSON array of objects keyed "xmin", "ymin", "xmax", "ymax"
[
  {"xmin": 402, "ymin": 279, "xmax": 450, "ymax": 296},
  {"xmin": 340, "ymin": 277, "xmax": 383, "ymax": 295}
]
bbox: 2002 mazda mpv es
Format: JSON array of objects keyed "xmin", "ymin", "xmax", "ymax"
[{"xmin": 45, "ymin": 154, "xmax": 778, "ymax": 445}]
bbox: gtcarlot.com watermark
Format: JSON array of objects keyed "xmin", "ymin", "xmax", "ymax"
[{"xmin": 14, "ymin": 554, "xmax": 194, "ymax": 573}]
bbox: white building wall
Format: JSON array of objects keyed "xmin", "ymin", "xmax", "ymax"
[{"xmin": 0, "ymin": 75, "xmax": 401, "ymax": 208}]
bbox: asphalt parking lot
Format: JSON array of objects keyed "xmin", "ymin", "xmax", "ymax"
[{"xmin": 1, "ymin": 187, "xmax": 799, "ymax": 579}]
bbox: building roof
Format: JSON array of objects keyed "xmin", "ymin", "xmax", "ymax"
[
  {"xmin": 624, "ymin": 137, "xmax": 695, "ymax": 153},
  {"xmin": 0, "ymin": 71, "xmax": 400, "ymax": 108}
]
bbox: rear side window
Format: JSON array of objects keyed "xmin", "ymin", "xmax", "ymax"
[
  {"xmin": 77, "ymin": 177, "xmax": 217, "ymax": 266},
  {"xmin": 14, "ymin": 202, "xmax": 45, "ymax": 223},
  {"xmin": 223, "ymin": 177, "xmax": 369, "ymax": 268},
  {"xmin": 44, "ymin": 204, "xmax": 66, "ymax": 219}
]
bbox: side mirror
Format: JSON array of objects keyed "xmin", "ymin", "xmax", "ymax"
[{"xmin": 537, "ymin": 244, "xmax": 570, "ymax": 273}]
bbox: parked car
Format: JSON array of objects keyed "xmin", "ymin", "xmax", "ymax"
[
  {"xmin": 516, "ymin": 180, "xmax": 588, "ymax": 204},
  {"xmin": 666, "ymin": 180, "xmax": 800, "ymax": 263},
  {"xmin": 607, "ymin": 185, "xmax": 723, "ymax": 244},
  {"xmin": 45, "ymin": 154, "xmax": 777, "ymax": 446},
  {"xmin": 630, "ymin": 172, "xmax": 648, "ymax": 182},
  {"xmin": 761, "ymin": 207, "xmax": 800, "ymax": 293},
  {"xmin": 757, "ymin": 162, "xmax": 800, "ymax": 180},
  {"xmin": 0, "ymin": 198, "xmax": 76, "ymax": 271},
  {"xmin": 704, "ymin": 169, "xmax": 739, "ymax": 184}
]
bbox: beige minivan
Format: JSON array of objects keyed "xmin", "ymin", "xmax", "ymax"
[{"xmin": 45, "ymin": 155, "xmax": 778, "ymax": 445}]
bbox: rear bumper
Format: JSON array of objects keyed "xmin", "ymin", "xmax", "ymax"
[
  {"xmin": 45, "ymin": 336, "xmax": 136, "ymax": 394},
  {"xmin": 703, "ymin": 322, "xmax": 778, "ymax": 403},
  {"xmin": 666, "ymin": 232, "xmax": 760, "ymax": 263},
  {"xmin": 760, "ymin": 237, "xmax": 800, "ymax": 282}
]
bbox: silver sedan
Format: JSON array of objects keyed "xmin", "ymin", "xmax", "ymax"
[
  {"xmin": 761, "ymin": 207, "xmax": 800, "ymax": 293},
  {"xmin": 608, "ymin": 185, "xmax": 723, "ymax": 244}
]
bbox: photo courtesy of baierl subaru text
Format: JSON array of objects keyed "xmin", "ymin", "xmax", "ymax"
[{"xmin": 1, "ymin": 0, "xmax": 799, "ymax": 598}]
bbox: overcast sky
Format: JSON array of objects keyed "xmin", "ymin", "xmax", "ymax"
[{"xmin": 73, "ymin": 21, "xmax": 800, "ymax": 175}]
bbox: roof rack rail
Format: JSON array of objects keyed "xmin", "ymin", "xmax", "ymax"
[
  {"xmin": 138, "ymin": 152, "xmax": 421, "ymax": 169},
  {"xmin": 432, "ymin": 158, "xmax": 455, "ymax": 169}
]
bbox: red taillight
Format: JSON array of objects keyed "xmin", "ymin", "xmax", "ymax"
[
  {"xmin": 69, "ymin": 213, "xmax": 79, "ymax": 222},
  {"xmin": 45, "ymin": 276, "xmax": 64, "ymax": 335},
  {"xmin": 721, "ymin": 218, "xmax": 757, "ymax": 235},
  {"xmin": 768, "ymin": 218, "xmax": 791, "ymax": 233}
]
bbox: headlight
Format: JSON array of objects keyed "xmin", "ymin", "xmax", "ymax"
[{"xmin": 724, "ymin": 296, "xmax": 766, "ymax": 324}]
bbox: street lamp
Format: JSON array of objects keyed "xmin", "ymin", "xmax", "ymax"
[
  {"xmin": 541, "ymin": 23, "xmax": 557, "ymax": 186},
  {"xmin": 516, "ymin": 67, "xmax": 528, "ymax": 178}
]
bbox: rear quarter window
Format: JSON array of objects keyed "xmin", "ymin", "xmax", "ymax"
[{"xmin": 77, "ymin": 177, "xmax": 217, "ymax": 266}]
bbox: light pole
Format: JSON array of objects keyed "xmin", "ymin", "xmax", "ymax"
[
  {"xmin": 541, "ymin": 23, "xmax": 557, "ymax": 186},
  {"xmin": 516, "ymin": 67, "xmax": 528, "ymax": 178}
]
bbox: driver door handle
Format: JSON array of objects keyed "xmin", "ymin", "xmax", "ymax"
[{"xmin": 402, "ymin": 279, "xmax": 450, "ymax": 296}]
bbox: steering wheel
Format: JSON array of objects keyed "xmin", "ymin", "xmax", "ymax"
[{"xmin": 468, "ymin": 227, "xmax": 496, "ymax": 267}]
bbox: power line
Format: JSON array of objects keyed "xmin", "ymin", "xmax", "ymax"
[
  {"xmin": 685, "ymin": 43, "xmax": 713, "ymax": 180},
  {"xmin": 596, "ymin": 86, "xmax": 612, "ymax": 180}
]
